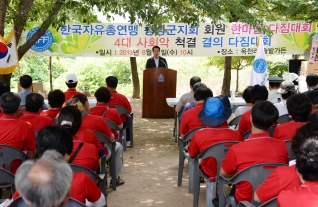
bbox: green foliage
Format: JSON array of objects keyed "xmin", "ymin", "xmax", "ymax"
[
  {"xmin": 205, "ymin": 56, "xmax": 254, "ymax": 71},
  {"xmin": 267, "ymin": 61, "xmax": 289, "ymax": 77}
]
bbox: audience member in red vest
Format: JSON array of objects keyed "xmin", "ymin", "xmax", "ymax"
[
  {"xmin": 278, "ymin": 138, "xmax": 318, "ymax": 207},
  {"xmin": 180, "ymin": 87, "xmax": 213, "ymax": 137},
  {"xmin": 273, "ymin": 94, "xmax": 312, "ymax": 141},
  {"xmin": 188, "ymin": 95, "xmax": 243, "ymax": 181},
  {"xmin": 90, "ymin": 87, "xmax": 123, "ymax": 139},
  {"xmin": 0, "ymin": 92, "xmax": 36, "ymax": 174},
  {"xmin": 215, "ymin": 101, "xmax": 288, "ymax": 205},
  {"xmin": 106, "ymin": 76, "xmax": 132, "ymax": 144},
  {"xmin": 41, "ymin": 89, "xmax": 65, "ymax": 119},
  {"xmin": 65, "ymin": 97, "xmax": 125, "ymax": 186},
  {"xmin": 237, "ymin": 85, "xmax": 268, "ymax": 134},
  {"xmin": 22, "ymin": 126, "xmax": 105, "ymax": 206},
  {"xmin": 255, "ymin": 122, "xmax": 318, "ymax": 203},
  {"xmin": 57, "ymin": 106, "xmax": 99, "ymax": 172},
  {"xmin": 0, "ymin": 81, "xmax": 10, "ymax": 118},
  {"xmin": 19, "ymin": 93, "xmax": 54, "ymax": 131},
  {"xmin": 64, "ymin": 74, "xmax": 85, "ymax": 101}
]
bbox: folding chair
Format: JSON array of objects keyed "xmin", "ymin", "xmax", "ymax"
[
  {"xmin": 34, "ymin": 130, "xmax": 39, "ymax": 138},
  {"xmin": 10, "ymin": 197, "xmax": 87, "ymax": 207},
  {"xmin": 231, "ymin": 105, "xmax": 245, "ymax": 113},
  {"xmin": 109, "ymin": 104, "xmax": 134, "ymax": 148},
  {"xmin": 228, "ymin": 115, "xmax": 242, "ymax": 129},
  {"xmin": 93, "ymin": 130, "xmax": 117, "ymax": 191},
  {"xmin": 0, "ymin": 168, "xmax": 16, "ymax": 196},
  {"xmin": 238, "ymin": 197, "xmax": 278, "ymax": 207},
  {"xmin": 285, "ymin": 140, "xmax": 295, "ymax": 160},
  {"xmin": 0, "ymin": 144, "xmax": 29, "ymax": 172},
  {"xmin": 268, "ymin": 126, "xmax": 276, "ymax": 137},
  {"xmin": 242, "ymin": 130, "xmax": 251, "ymax": 140},
  {"xmin": 277, "ymin": 114, "xmax": 291, "ymax": 124},
  {"xmin": 177, "ymin": 127, "xmax": 206, "ymax": 193},
  {"xmin": 70, "ymin": 164, "xmax": 107, "ymax": 199},
  {"xmin": 192, "ymin": 141, "xmax": 239, "ymax": 207},
  {"xmin": 105, "ymin": 118, "xmax": 126, "ymax": 151},
  {"xmin": 219, "ymin": 163, "xmax": 285, "ymax": 207}
]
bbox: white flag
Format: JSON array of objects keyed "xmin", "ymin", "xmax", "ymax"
[
  {"xmin": 250, "ymin": 37, "xmax": 268, "ymax": 86},
  {"xmin": 0, "ymin": 30, "xmax": 18, "ymax": 74}
]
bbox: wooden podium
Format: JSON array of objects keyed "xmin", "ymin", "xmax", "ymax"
[{"xmin": 142, "ymin": 67, "xmax": 177, "ymax": 118}]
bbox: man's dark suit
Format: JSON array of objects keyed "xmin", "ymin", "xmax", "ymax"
[{"xmin": 145, "ymin": 56, "xmax": 168, "ymax": 69}]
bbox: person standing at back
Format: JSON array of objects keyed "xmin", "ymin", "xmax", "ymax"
[
  {"xmin": 18, "ymin": 74, "xmax": 48, "ymax": 112},
  {"xmin": 106, "ymin": 76, "xmax": 132, "ymax": 144},
  {"xmin": 64, "ymin": 74, "xmax": 86, "ymax": 101},
  {"xmin": 145, "ymin": 46, "xmax": 168, "ymax": 69}
]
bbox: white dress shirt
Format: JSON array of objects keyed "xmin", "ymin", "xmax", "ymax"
[{"xmin": 154, "ymin": 57, "xmax": 159, "ymax": 68}]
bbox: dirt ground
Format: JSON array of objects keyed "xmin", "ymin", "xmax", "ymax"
[{"xmin": 107, "ymin": 99, "xmax": 207, "ymax": 207}]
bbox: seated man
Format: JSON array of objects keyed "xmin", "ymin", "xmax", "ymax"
[
  {"xmin": 41, "ymin": 89, "xmax": 65, "ymax": 119},
  {"xmin": 0, "ymin": 81, "xmax": 10, "ymax": 118},
  {"xmin": 90, "ymin": 87, "xmax": 123, "ymax": 139},
  {"xmin": 278, "ymin": 138, "xmax": 318, "ymax": 206},
  {"xmin": 303, "ymin": 73, "xmax": 318, "ymax": 95},
  {"xmin": 273, "ymin": 94, "xmax": 312, "ymax": 141},
  {"xmin": 179, "ymin": 82, "xmax": 207, "ymax": 121},
  {"xmin": 19, "ymin": 93, "xmax": 54, "ymax": 131},
  {"xmin": 234, "ymin": 86, "xmax": 253, "ymax": 118},
  {"xmin": 17, "ymin": 74, "xmax": 47, "ymax": 112},
  {"xmin": 218, "ymin": 101, "xmax": 288, "ymax": 204},
  {"xmin": 14, "ymin": 126, "xmax": 106, "ymax": 206},
  {"xmin": 0, "ymin": 92, "xmax": 36, "ymax": 173},
  {"xmin": 15, "ymin": 150, "xmax": 72, "ymax": 207},
  {"xmin": 64, "ymin": 74, "xmax": 85, "ymax": 101},
  {"xmin": 106, "ymin": 76, "xmax": 132, "ymax": 143},
  {"xmin": 238, "ymin": 85, "xmax": 268, "ymax": 134},
  {"xmin": 180, "ymin": 87, "xmax": 213, "ymax": 137},
  {"xmin": 188, "ymin": 95, "xmax": 243, "ymax": 180},
  {"xmin": 175, "ymin": 76, "xmax": 201, "ymax": 113},
  {"xmin": 267, "ymin": 76, "xmax": 282, "ymax": 104},
  {"xmin": 254, "ymin": 122, "xmax": 318, "ymax": 203},
  {"xmin": 274, "ymin": 81, "xmax": 296, "ymax": 116}
]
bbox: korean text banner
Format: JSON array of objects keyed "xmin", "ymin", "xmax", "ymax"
[{"xmin": 19, "ymin": 22, "xmax": 317, "ymax": 57}]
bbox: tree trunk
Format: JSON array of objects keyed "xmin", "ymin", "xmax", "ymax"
[
  {"xmin": 221, "ymin": 56, "xmax": 232, "ymax": 96},
  {"xmin": 130, "ymin": 57, "xmax": 140, "ymax": 98},
  {"xmin": 0, "ymin": 74, "xmax": 12, "ymax": 90},
  {"xmin": 0, "ymin": 0, "xmax": 7, "ymax": 36},
  {"xmin": 236, "ymin": 69, "xmax": 239, "ymax": 92}
]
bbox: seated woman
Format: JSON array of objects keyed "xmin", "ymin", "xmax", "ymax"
[
  {"xmin": 63, "ymin": 100, "xmax": 125, "ymax": 187},
  {"xmin": 57, "ymin": 106, "xmax": 99, "ymax": 171},
  {"xmin": 13, "ymin": 125, "xmax": 106, "ymax": 207},
  {"xmin": 278, "ymin": 138, "xmax": 318, "ymax": 206}
]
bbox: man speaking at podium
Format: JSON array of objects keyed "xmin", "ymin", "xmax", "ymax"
[{"xmin": 145, "ymin": 46, "xmax": 168, "ymax": 69}]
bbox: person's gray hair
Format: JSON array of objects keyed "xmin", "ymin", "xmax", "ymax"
[{"xmin": 15, "ymin": 150, "xmax": 72, "ymax": 207}]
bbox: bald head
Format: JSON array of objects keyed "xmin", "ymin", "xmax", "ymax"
[{"xmin": 15, "ymin": 150, "xmax": 72, "ymax": 207}]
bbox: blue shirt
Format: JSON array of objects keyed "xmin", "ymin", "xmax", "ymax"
[{"xmin": 17, "ymin": 89, "xmax": 48, "ymax": 110}]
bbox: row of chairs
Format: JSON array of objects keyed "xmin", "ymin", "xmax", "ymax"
[
  {"xmin": 0, "ymin": 130, "xmax": 114, "ymax": 206},
  {"xmin": 177, "ymin": 126, "xmax": 293, "ymax": 207}
]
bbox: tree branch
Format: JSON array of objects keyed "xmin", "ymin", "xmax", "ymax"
[
  {"xmin": 17, "ymin": 0, "xmax": 65, "ymax": 59},
  {"xmin": 14, "ymin": 0, "xmax": 35, "ymax": 44}
]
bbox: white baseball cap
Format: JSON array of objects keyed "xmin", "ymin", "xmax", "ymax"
[{"xmin": 65, "ymin": 74, "xmax": 78, "ymax": 83}]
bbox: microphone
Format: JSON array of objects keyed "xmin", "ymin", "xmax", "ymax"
[{"xmin": 160, "ymin": 59, "xmax": 167, "ymax": 68}]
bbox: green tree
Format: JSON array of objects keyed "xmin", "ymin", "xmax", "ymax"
[
  {"xmin": 267, "ymin": 61, "xmax": 289, "ymax": 77},
  {"xmin": 206, "ymin": 56, "xmax": 254, "ymax": 92},
  {"xmin": 0, "ymin": 0, "xmax": 281, "ymax": 93}
]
